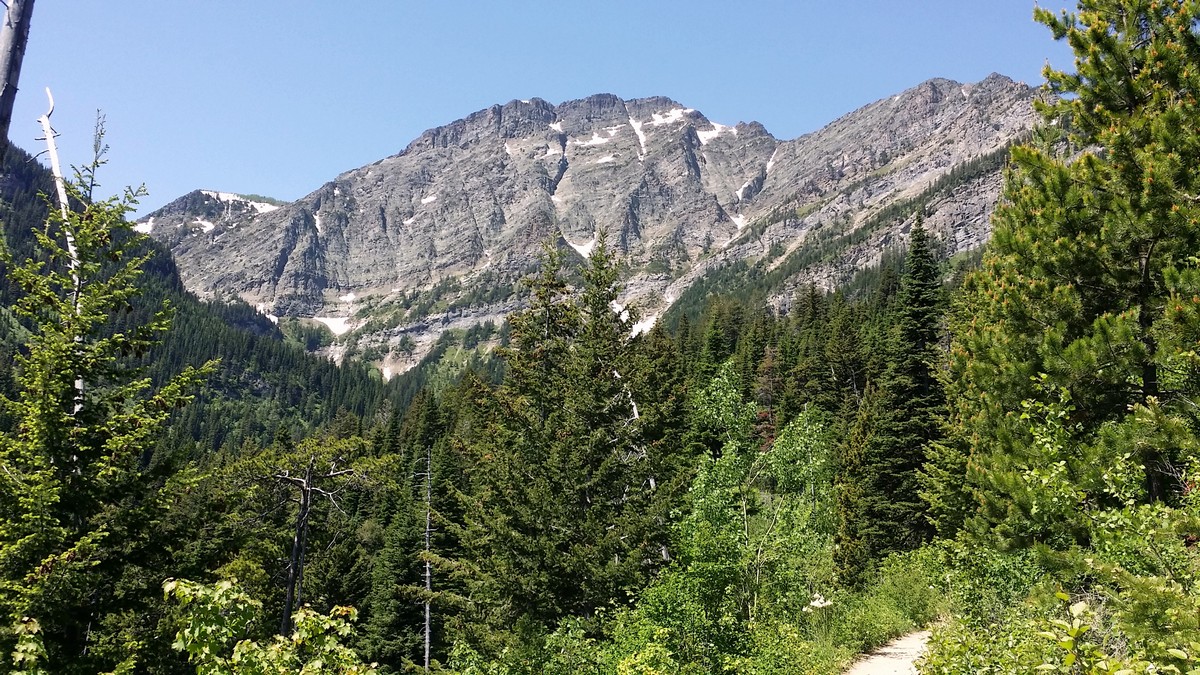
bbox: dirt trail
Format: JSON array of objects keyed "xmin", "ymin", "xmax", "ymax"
[{"xmin": 844, "ymin": 630, "xmax": 931, "ymax": 675}]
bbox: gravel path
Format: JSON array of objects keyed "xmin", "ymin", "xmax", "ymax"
[{"xmin": 844, "ymin": 630, "xmax": 931, "ymax": 675}]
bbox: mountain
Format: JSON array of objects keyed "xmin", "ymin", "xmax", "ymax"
[
  {"xmin": 0, "ymin": 141, "xmax": 407, "ymax": 454},
  {"xmin": 140, "ymin": 73, "xmax": 1039, "ymax": 373}
]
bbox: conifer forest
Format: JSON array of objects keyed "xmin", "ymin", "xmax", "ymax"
[{"xmin": 6, "ymin": 1, "xmax": 1200, "ymax": 673}]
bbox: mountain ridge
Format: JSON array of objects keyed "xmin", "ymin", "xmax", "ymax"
[{"xmin": 141, "ymin": 73, "xmax": 1040, "ymax": 374}]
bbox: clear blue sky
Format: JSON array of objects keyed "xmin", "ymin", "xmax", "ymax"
[{"xmin": 10, "ymin": 1, "xmax": 1074, "ymax": 215}]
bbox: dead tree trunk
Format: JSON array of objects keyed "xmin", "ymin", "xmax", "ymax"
[
  {"xmin": 279, "ymin": 456, "xmax": 313, "ymax": 635},
  {"xmin": 0, "ymin": 0, "xmax": 35, "ymax": 147},
  {"xmin": 37, "ymin": 88, "xmax": 82, "ymax": 412},
  {"xmin": 275, "ymin": 455, "xmax": 354, "ymax": 635}
]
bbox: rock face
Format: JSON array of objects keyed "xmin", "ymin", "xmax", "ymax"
[{"xmin": 141, "ymin": 74, "xmax": 1039, "ymax": 371}]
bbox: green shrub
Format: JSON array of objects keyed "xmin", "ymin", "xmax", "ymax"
[
  {"xmin": 919, "ymin": 606, "xmax": 1053, "ymax": 675},
  {"xmin": 729, "ymin": 622, "xmax": 845, "ymax": 675}
]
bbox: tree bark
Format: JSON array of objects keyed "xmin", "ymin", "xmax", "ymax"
[
  {"xmin": 280, "ymin": 456, "xmax": 314, "ymax": 635},
  {"xmin": 0, "ymin": 0, "xmax": 35, "ymax": 148},
  {"xmin": 1139, "ymin": 243, "xmax": 1167, "ymax": 502},
  {"xmin": 276, "ymin": 455, "xmax": 353, "ymax": 635}
]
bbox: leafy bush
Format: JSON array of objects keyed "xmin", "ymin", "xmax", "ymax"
[
  {"xmin": 919, "ymin": 604, "xmax": 1054, "ymax": 675},
  {"xmin": 164, "ymin": 578, "xmax": 378, "ymax": 674}
]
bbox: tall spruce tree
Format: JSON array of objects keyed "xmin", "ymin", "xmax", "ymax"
[
  {"xmin": 0, "ymin": 158, "xmax": 210, "ymax": 671},
  {"xmin": 876, "ymin": 223, "xmax": 943, "ymax": 546},
  {"xmin": 835, "ymin": 223, "xmax": 943, "ymax": 584},
  {"xmin": 453, "ymin": 235, "xmax": 679, "ymax": 645},
  {"xmin": 933, "ymin": 0, "xmax": 1200, "ymax": 547}
]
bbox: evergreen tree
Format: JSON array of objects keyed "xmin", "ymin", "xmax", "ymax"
[
  {"xmin": 630, "ymin": 322, "xmax": 692, "ymax": 526},
  {"xmin": 453, "ymin": 235, "xmax": 678, "ymax": 645},
  {"xmin": 696, "ymin": 298, "xmax": 744, "ymax": 382},
  {"xmin": 359, "ymin": 391, "xmax": 453, "ymax": 669},
  {"xmin": 0, "ymin": 158, "xmax": 211, "ymax": 671},
  {"xmin": 937, "ymin": 0, "xmax": 1200, "ymax": 546},
  {"xmin": 875, "ymin": 223, "xmax": 943, "ymax": 545},
  {"xmin": 360, "ymin": 464, "xmax": 423, "ymax": 667},
  {"xmin": 833, "ymin": 384, "xmax": 882, "ymax": 587},
  {"xmin": 780, "ymin": 287, "xmax": 839, "ymax": 417},
  {"xmin": 822, "ymin": 294, "xmax": 868, "ymax": 414},
  {"xmin": 835, "ymin": 223, "xmax": 943, "ymax": 583}
]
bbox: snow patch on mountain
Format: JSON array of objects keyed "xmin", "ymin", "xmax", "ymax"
[
  {"xmin": 651, "ymin": 108, "xmax": 693, "ymax": 126},
  {"xmin": 567, "ymin": 236, "xmax": 596, "ymax": 258},
  {"xmin": 629, "ymin": 117, "xmax": 647, "ymax": 159},
  {"xmin": 255, "ymin": 303, "xmax": 279, "ymax": 325},
  {"xmin": 574, "ymin": 132, "xmax": 610, "ymax": 147},
  {"xmin": 631, "ymin": 314, "xmax": 657, "ymax": 336},
  {"xmin": 201, "ymin": 190, "xmax": 279, "ymax": 214},
  {"xmin": 314, "ymin": 316, "xmax": 353, "ymax": 336},
  {"xmin": 697, "ymin": 122, "xmax": 736, "ymax": 145}
]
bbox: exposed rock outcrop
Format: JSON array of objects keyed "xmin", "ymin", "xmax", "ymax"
[{"xmin": 141, "ymin": 74, "xmax": 1040, "ymax": 371}]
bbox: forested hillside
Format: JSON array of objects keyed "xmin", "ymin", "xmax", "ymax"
[
  {"xmin": 4, "ymin": 1, "xmax": 1200, "ymax": 673},
  {"xmin": 0, "ymin": 139, "xmax": 478, "ymax": 454},
  {"xmin": 0, "ymin": 129, "xmax": 958, "ymax": 673}
]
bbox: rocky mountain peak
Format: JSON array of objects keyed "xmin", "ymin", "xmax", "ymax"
[
  {"xmin": 142, "ymin": 75, "xmax": 1040, "ymax": 374},
  {"xmin": 134, "ymin": 189, "xmax": 281, "ymax": 239}
]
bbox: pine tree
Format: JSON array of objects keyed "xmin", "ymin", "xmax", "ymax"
[
  {"xmin": 835, "ymin": 223, "xmax": 943, "ymax": 583},
  {"xmin": 874, "ymin": 223, "xmax": 943, "ymax": 546},
  {"xmin": 822, "ymin": 294, "xmax": 868, "ymax": 414},
  {"xmin": 939, "ymin": 0, "xmax": 1200, "ymax": 546},
  {"xmin": 0, "ymin": 156, "xmax": 211, "ymax": 671},
  {"xmin": 779, "ymin": 288, "xmax": 839, "ymax": 418},
  {"xmin": 453, "ymin": 235, "xmax": 677, "ymax": 643},
  {"xmin": 361, "ymin": 470, "xmax": 422, "ymax": 667},
  {"xmin": 834, "ymin": 384, "xmax": 883, "ymax": 586},
  {"xmin": 631, "ymin": 321, "xmax": 692, "ymax": 527}
]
